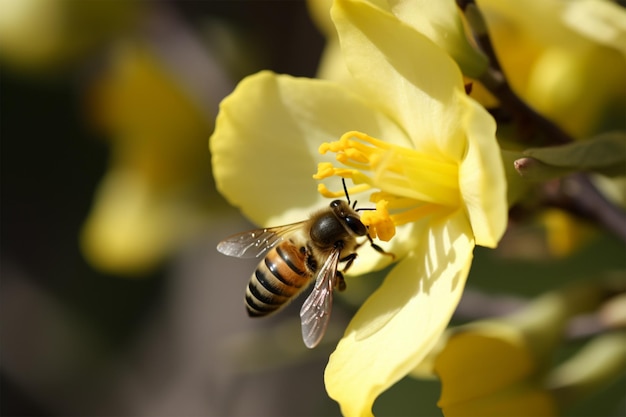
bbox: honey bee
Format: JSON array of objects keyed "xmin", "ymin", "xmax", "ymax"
[{"xmin": 217, "ymin": 189, "xmax": 391, "ymax": 349}]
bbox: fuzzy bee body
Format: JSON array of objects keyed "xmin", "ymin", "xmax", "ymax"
[
  {"xmin": 217, "ymin": 199, "xmax": 381, "ymax": 348},
  {"xmin": 246, "ymin": 237, "xmax": 313, "ymax": 316}
]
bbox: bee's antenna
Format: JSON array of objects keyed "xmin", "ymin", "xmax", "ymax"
[{"xmin": 342, "ymin": 178, "xmax": 352, "ymax": 207}]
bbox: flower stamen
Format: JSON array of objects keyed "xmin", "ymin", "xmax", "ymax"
[
  {"xmin": 359, "ymin": 200, "xmax": 396, "ymax": 241},
  {"xmin": 390, "ymin": 203, "xmax": 441, "ymax": 226},
  {"xmin": 317, "ymin": 183, "xmax": 371, "ymax": 199},
  {"xmin": 318, "ymin": 131, "xmax": 460, "ymax": 205},
  {"xmin": 315, "ymin": 131, "xmax": 462, "ymax": 241}
]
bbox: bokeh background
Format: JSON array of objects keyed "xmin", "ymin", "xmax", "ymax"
[{"xmin": 1, "ymin": 1, "xmax": 624, "ymax": 416}]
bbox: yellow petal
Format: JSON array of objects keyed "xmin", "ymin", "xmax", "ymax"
[
  {"xmin": 306, "ymin": 0, "xmax": 336, "ymax": 37},
  {"xmin": 441, "ymin": 385, "xmax": 557, "ymax": 417},
  {"xmin": 387, "ymin": 0, "xmax": 489, "ymax": 77},
  {"xmin": 562, "ymin": 0, "xmax": 626, "ymax": 57},
  {"xmin": 457, "ymin": 93, "xmax": 507, "ymax": 247},
  {"xmin": 332, "ymin": 0, "xmax": 468, "ymax": 160},
  {"xmin": 315, "ymin": 36, "xmax": 354, "ymax": 85},
  {"xmin": 435, "ymin": 325, "xmax": 557, "ymax": 417},
  {"xmin": 325, "ymin": 210, "xmax": 474, "ymax": 417},
  {"xmin": 210, "ymin": 70, "xmax": 409, "ymax": 227},
  {"xmin": 436, "ymin": 324, "xmax": 534, "ymax": 405}
]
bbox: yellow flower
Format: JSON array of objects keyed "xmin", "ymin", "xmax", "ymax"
[
  {"xmin": 476, "ymin": 0, "xmax": 626, "ymax": 138},
  {"xmin": 435, "ymin": 325, "xmax": 559, "ymax": 417},
  {"xmin": 433, "ymin": 282, "xmax": 615, "ymax": 417},
  {"xmin": 306, "ymin": 0, "xmax": 351, "ymax": 83},
  {"xmin": 81, "ymin": 42, "xmax": 214, "ymax": 275},
  {"xmin": 540, "ymin": 208, "xmax": 596, "ymax": 257},
  {"xmin": 210, "ymin": 0, "xmax": 507, "ymax": 415},
  {"xmin": 0, "ymin": 0, "xmax": 137, "ymax": 73},
  {"xmin": 308, "ymin": 0, "xmax": 488, "ymax": 82}
]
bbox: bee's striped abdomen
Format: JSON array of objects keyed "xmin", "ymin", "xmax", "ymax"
[{"xmin": 245, "ymin": 241, "xmax": 313, "ymax": 317}]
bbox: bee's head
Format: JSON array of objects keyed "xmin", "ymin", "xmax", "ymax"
[{"xmin": 330, "ymin": 199, "xmax": 367, "ymax": 237}]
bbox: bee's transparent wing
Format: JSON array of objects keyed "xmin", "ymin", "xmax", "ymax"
[
  {"xmin": 217, "ymin": 222, "xmax": 305, "ymax": 258},
  {"xmin": 299, "ymin": 249, "xmax": 340, "ymax": 349}
]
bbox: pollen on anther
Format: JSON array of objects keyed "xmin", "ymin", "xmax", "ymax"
[
  {"xmin": 313, "ymin": 162, "xmax": 336, "ymax": 180},
  {"xmin": 344, "ymin": 148, "xmax": 368, "ymax": 163},
  {"xmin": 360, "ymin": 200, "xmax": 396, "ymax": 241},
  {"xmin": 317, "ymin": 183, "xmax": 345, "ymax": 198}
]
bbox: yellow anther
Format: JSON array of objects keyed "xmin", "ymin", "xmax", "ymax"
[
  {"xmin": 318, "ymin": 143, "xmax": 332, "ymax": 154},
  {"xmin": 344, "ymin": 147, "xmax": 369, "ymax": 163},
  {"xmin": 317, "ymin": 183, "xmax": 346, "ymax": 198},
  {"xmin": 319, "ymin": 140, "xmax": 347, "ymax": 154},
  {"xmin": 360, "ymin": 200, "xmax": 396, "ymax": 242},
  {"xmin": 313, "ymin": 162, "xmax": 336, "ymax": 180},
  {"xmin": 320, "ymin": 132, "xmax": 382, "ymax": 166}
]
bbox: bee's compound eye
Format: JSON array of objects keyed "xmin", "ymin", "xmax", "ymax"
[{"xmin": 345, "ymin": 215, "xmax": 367, "ymax": 236}]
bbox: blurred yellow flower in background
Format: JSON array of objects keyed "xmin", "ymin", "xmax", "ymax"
[
  {"xmin": 306, "ymin": 0, "xmax": 350, "ymax": 83},
  {"xmin": 81, "ymin": 42, "xmax": 215, "ymax": 275},
  {"xmin": 436, "ymin": 327, "xmax": 559, "ymax": 417},
  {"xmin": 476, "ymin": 0, "xmax": 626, "ymax": 138},
  {"xmin": 433, "ymin": 282, "xmax": 624, "ymax": 417},
  {"xmin": 0, "ymin": 0, "xmax": 137, "ymax": 73},
  {"xmin": 540, "ymin": 208, "xmax": 596, "ymax": 257}
]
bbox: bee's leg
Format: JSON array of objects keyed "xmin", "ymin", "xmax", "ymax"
[
  {"xmin": 334, "ymin": 271, "xmax": 347, "ymax": 291},
  {"xmin": 367, "ymin": 235, "xmax": 396, "ymax": 260},
  {"xmin": 340, "ymin": 252, "xmax": 358, "ymax": 272}
]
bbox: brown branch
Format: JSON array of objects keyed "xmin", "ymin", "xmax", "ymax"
[
  {"xmin": 457, "ymin": 285, "xmax": 626, "ymax": 341},
  {"xmin": 544, "ymin": 174, "xmax": 626, "ymax": 242}
]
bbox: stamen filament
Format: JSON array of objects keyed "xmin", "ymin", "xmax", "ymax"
[
  {"xmin": 370, "ymin": 192, "xmax": 422, "ymax": 210},
  {"xmin": 335, "ymin": 155, "xmax": 372, "ymax": 172},
  {"xmin": 317, "ymin": 183, "xmax": 371, "ymax": 199},
  {"xmin": 390, "ymin": 203, "xmax": 441, "ymax": 226},
  {"xmin": 321, "ymin": 131, "xmax": 460, "ymax": 207}
]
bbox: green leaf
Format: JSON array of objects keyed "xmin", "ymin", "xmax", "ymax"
[{"xmin": 523, "ymin": 132, "xmax": 626, "ymax": 173}]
